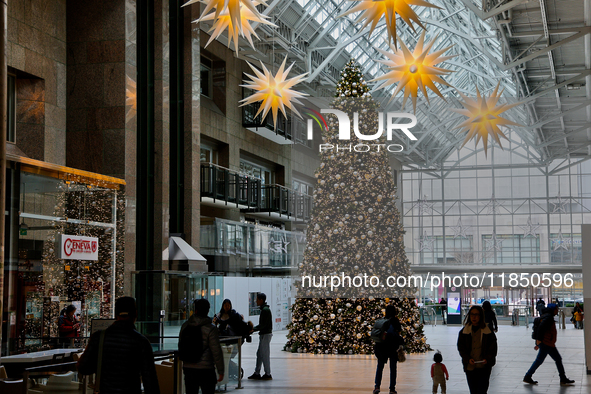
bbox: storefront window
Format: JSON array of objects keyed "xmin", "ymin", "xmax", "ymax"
[{"xmin": 2, "ymin": 168, "xmax": 125, "ymax": 356}]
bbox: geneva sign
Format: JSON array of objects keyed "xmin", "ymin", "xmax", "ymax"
[{"xmin": 58, "ymin": 234, "xmax": 99, "ymax": 261}]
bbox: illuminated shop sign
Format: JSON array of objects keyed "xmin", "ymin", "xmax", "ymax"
[{"xmin": 58, "ymin": 234, "xmax": 99, "ymax": 261}]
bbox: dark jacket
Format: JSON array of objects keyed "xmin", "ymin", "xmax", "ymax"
[
  {"xmin": 58, "ymin": 315, "xmax": 79, "ymax": 338},
  {"xmin": 77, "ymin": 320, "xmax": 159, "ymax": 394},
  {"xmin": 374, "ymin": 317, "xmax": 402, "ymax": 360},
  {"xmin": 457, "ymin": 324, "xmax": 497, "ymax": 372},
  {"xmin": 216, "ymin": 309, "xmax": 244, "ymax": 336},
  {"xmin": 483, "ymin": 309, "xmax": 498, "ymax": 331},
  {"xmin": 536, "ymin": 309, "xmax": 557, "ymax": 346},
  {"xmin": 253, "ymin": 303, "xmax": 272, "ymax": 335},
  {"xmin": 179, "ymin": 315, "xmax": 224, "ymax": 373}
]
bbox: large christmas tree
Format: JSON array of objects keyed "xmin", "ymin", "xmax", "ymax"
[{"xmin": 286, "ymin": 60, "xmax": 430, "ymax": 355}]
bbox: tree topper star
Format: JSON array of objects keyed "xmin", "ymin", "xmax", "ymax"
[
  {"xmin": 240, "ymin": 57, "xmax": 308, "ymax": 128},
  {"xmin": 372, "ymin": 31, "xmax": 456, "ymax": 112},
  {"xmin": 339, "ymin": 0, "xmax": 440, "ymax": 44},
  {"xmin": 452, "ymin": 82, "xmax": 523, "ymax": 156}
]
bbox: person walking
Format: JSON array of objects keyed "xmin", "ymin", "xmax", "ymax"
[
  {"xmin": 431, "ymin": 351, "xmax": 449, "ymax": 394},
  {"xmin": 77, "ymin": 297, "xmax": 160, "ymax": 394},
  {"xmin": 457, "ymin": 305, "xmax": 497, "ymax": 394},
  {"xmin": 536, "ymin": 297, "xmax": 545, "ymax": 316},
  {"xmin": 372, "ymin": 305, "xmax": 403, "ymax": 394},
  {"xmin": 180, "ymin": 298, "xmax": 224, "ymax": 394},
  {"xmin": 248, "ymin": 293, "xmax": 273, "ymax": 380},
  {"xmin": 482, "ymin": 301, "xmax": 498, "ymax": 333},
  {"xmin": 523, "ymin": 303, "xmax": 575, "ymax": 385}
]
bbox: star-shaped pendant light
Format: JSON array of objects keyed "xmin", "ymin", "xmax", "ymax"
[
  {"xmin": 240, "ymin": 57, "xmax": 308, "ymax": 128},
  {"xmin": 183, "ymin": 0, "xmax": 275, "ymax": 50},
  {"xmin": 372, "ymin": 31, "xmax": 456, "ymax": 112},
  {"xmin": 339, "ymin": 0, "xmax": 440, "ymax": 44},
  {"xmin": 451, "ymin": 82, "xmax": 523, "ymax": 156},
  {"xmin": 199, "ymin": 3, "xmax": 275, "ymax": 52}
]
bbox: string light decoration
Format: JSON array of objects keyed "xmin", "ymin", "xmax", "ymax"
[
  {"xmin": 372, "ymin": 31, "xmax": 456, "ymax": 112},
  {"xmin": 183, "ymin": 0, "xmax": 275, "ymax": 51},
  {"xmin": 451, "ymin": 82, "xmax": 522, "ymax": 156},
  {"xmin": 240, "ymin": 56, "xmax": 308, "ymax": 128},
  {"xmin": 18, "ymin": 175, "xmax": 125, "ymax": 352},
  {"xmin": 286, "ymin": 60, "xmax": 430, "ymax": 355},
  {"xmin": 339, "ymin": 0, "xmax": 440, "ymax": 44}
]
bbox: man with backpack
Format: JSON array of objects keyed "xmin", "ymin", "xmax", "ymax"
[
  {"xmin": 179, "ymin": 299, "xmax": 224, "ymax": 394},
  {"xmin": 523, "ymin": 303, "xmax": 575, "ymax": 386},
  {"xmin": 371, "ymin": 305, "xmax": 403, "ymax": 394}
]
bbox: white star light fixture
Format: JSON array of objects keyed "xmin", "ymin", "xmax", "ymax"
[
  {"xmin": 449, "ymin": 218, "xmax": 470, "ymax": 239},
  {"xmin": 416, "ymin": 231, "xmax": 435, "ymax": 252},
  {"xmin": 240, "ymin": 57, "xmax": 308, "ymax": 128},
  {"xmin": 372, "ymin": 31, "xmax": 456, "ymax": 112},
  {"xmin": 551, "ymin": 194, "xmax": 569, "ymax": 213},
  {"xmin": 519, "ymin": 217, "xmax": 540, "ymax": 238},
  {"xmin": 484, "ymin": 234, "xmax": 503, "ymax": 252},
  {"xmin": 452, "ymin": 82, "xmax": 523, "ymax": 156},
  {"xmin": 183, "ymin": 0, "xmax": 275, "ymax": 51},
  {"xmin": 414, "ymin": 195, "xmax": 433, "ymax": 215},
  {"xmin": 551, "ymin": 230, "xmax": 570, "ymax": 251},
  {"xmin": 340, "ymin": 0, "xmax": 440, "ymax": 44},
  {"xmin": 482, "ymin": 194, "xmax": 502, "ymax": 215}
]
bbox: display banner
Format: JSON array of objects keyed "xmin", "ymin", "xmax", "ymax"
[{"xmin": 58, "ymin": 234, "xmax": 99, "ymax": 261}]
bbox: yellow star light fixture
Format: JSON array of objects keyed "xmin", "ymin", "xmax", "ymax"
[
  {"xmin": 372, "ymin": 31, "xmax": 456, "ymax": 112},
  {"xmin": 183, "ymin": 0, "xmax": 275, "ymax": 51},
  {"xmin": 240, "ymin": 57, "xmax": 308, "ymax": 128},
  {"xmin": 339, "ymin": 0, "xmax": 440, "ymax": 44},
  {"xmin": 451, "ymin": 82, "xmax": 523, "ymax": 156},
  {"xmin": 199, "ymin": 3, "xmax": 275, "ymax": 52}
]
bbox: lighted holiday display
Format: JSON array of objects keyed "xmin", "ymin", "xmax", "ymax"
[
  {"xmin": 340, "ymin": 0, "xmax": 440, "ymax": 45},
  {"xmin": 240, "ymin": 56, "xmax": 308, "ymax": 128},
  {"xmin": 452, "ymin": 82, "xmax": 522, "ymax": 156},
  {"xmin": 184, "ymin": 0, "xmax": 275, "ymax": 50},
  {"xmin": 18, "ymin": 175, "xmax": 125, "ymax": 351},
  {"xmin": 372, "ymin": 31, "xmax": 456, "ymax": 113},
  {"xmin": 286, "ymin": 60, "xmax": 429, "ymax": 355},
  {"xmin": 199, "ymin": 2, "xmax": 276, "ymax": 52}
]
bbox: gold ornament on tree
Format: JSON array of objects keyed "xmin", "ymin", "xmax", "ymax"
[
  {"xmin": 372, "ymin": 31, "xmax": 456, "ymax": 112},
  {"xmin": 240, "ymin": 56, "xmax": 308, "ymax": 128},
  {"xmin": 183, "ymin": 0, "xmax": 275, "ymax": 51},
  {"xmin": 451, "ymin": 82, "xmax": 522, "ymax": 156},
  {"xmin": 339, "ymin": 0, "xmax": 440, "ymax": 44}
]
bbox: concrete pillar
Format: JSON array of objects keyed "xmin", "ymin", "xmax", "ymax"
[{"xmin": 582, "ymin": 224, "xmax": 591, "ymax": 374}]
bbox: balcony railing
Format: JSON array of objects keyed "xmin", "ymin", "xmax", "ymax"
[
  {"xmin": 200, "ymin": 163, "xmax": 260, "ymax": 207},
  {"xmin": 200, "ymin": 163, "xmax": 313, "ymax": 221},
  {"xmin": 242, "ymin": 101, "xmax": 292, "ymax": 141}
]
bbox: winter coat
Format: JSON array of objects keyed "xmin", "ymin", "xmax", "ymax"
[
  {"xmin": 216, "ymin": 309, "xmax": 245, "ymax": 336},
  {"xmin": 253, "ymin": 303, "xmax": 272, "ymax": 335},
  {"xmin": 374, "ymin": 317, "xmax": 402, "ymax": 360},
  {"xmin": 536, "ymin": 309, "xmax": 558, "ymax": 346},
  {"xmin": 457, "ymin": 323, "xmax": 497, "ymax": 372},
  {"xmin": 77, "ymin": 320, "xmax": 160, "ymax": 394},
  {"xmin": 58, "ymin": 315, "xmax": 79, "ymax": 338},
  {"xmin": 179, "ymin": 315, "xmax": 225, "ymax": 373}
]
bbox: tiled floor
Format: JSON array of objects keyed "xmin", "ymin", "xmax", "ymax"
[{"xmin": 233, "ymin": 324, "xmax": 590, "ymax": 393}]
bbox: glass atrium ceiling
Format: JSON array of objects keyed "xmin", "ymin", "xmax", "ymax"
[{"xmin": 198, "ymin": 0, "xmax": 591, "ymax": 170}]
